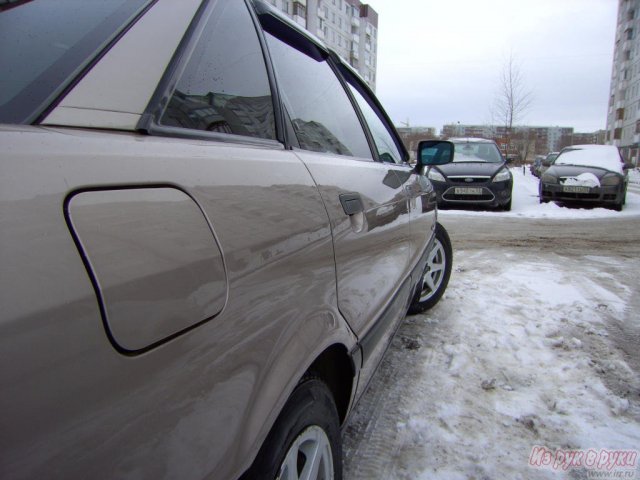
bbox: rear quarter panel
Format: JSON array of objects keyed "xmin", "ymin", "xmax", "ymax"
[{"xmin": 0, "ymin": 126, "xmax": 356, "ymax": 480}]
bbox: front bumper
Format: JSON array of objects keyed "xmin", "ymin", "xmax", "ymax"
[
  {"xmin": 432, "ymin": 180, "xmax": 512, "ymax": 208},
  {"xmin": 539, "ymin": 183, "xmax": 624, "ymax": 205}
]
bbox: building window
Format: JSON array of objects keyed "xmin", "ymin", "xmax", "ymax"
[
  {"xmin": 293, "ymin": 2, "xmax": 306, "ymax": 17},
  {"xmin": 614, "ymin": 128, "xmax": 622, "ymax": 140}
]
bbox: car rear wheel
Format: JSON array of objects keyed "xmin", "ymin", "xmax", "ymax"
[
  {"xmin": 408, "ymin": 222, "xmax": 452, "ymax": 315},
  {"xmin": 240, "ymin": 378, "xmax": 342, "ymax": 480}
]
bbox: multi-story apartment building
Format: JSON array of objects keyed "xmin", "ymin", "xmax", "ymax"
[
  {"xmin": 606, "ymin": 0, "xmax": 640, "ymax": 165},
  {"xmin": 266, "ymin": 0, "xmax": 379, "ymax": 90},
  {"xmin": 396, "ymin": 126, "xmax": 437, "ymax": 161},
  {"xmin": 441, "ymin": 124, "xmax": 575, "ymax": 154}
]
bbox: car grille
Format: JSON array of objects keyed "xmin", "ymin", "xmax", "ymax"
[
  {"xmin": 555, "ymin": 192, "xmax": 600, "ymax": 200},
  {"xmin": 447, "ymin": 176, "xmax": 490, "ymax": 185}
]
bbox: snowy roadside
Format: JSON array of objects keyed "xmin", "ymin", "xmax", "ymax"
[
  {"xmin": 438, "ymin": 167, "xmax": 640, "ymax": 219},
  {"xmin": 343, "ymin": 249, "xmax": 640, "ymax": 480}
]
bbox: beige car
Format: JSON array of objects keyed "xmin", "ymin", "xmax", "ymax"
[{"xmin": 0, "ymin": 1, "xmax": 452, "ymax": 479}]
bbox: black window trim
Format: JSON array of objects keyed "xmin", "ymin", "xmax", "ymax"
[{"xmin": 137, "ymin": 0, "xmax": 286, "ymax": 149}]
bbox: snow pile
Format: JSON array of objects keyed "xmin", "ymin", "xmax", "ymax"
[
  {"xmin": 630, "ymin": 168, "xmax": 640, "ymax": 185},
  {"xmin": 438, "ymin": 167, "xmax": 640, "ymax": 219},
  {"xmin": 561, "ymin": 172, "xmax": 600, "ymax": 188}
]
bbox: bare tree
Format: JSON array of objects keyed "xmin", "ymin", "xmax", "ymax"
[
  {"xmin": 511, "ymin": 129, "xmax": 537, "ymax": 164},
  {"xmin": 493, "ymin": 53, "xmax": 533, "ymax": 157}
]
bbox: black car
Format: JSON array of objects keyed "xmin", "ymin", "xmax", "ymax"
[
  {"xmin": 539, "ymin": 145, "xmax": 628, "ymax": 211},
  {"xmin": 425, "ymin": 138, "xmax": 513, "ymax": 210}
]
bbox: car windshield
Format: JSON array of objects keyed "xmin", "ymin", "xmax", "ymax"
[
  {"xmin": 546, "ymin": 153, "xmax": 558, "ymax": 163},
  {"xmin": 0, "ymin": 0, "xmax": 150, "ymax": 124},
  {"xmin": 555, "ymin": 146, "xmax": 623, "ymax": 173},
  {"xmin": 452, "ymin": 142, "xmax": 503, "ymax": 163}
]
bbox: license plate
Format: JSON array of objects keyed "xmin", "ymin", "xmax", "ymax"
[
  {"xmin": 562, "ymin": 186, "xmax": 590, "ymax": 194},
  {"xmin": 454, "ymin": 187, "xmax": 483, "ymax": 195}
]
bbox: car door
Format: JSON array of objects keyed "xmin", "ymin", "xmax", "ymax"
[
  {"xmin": 1, "ymin": 2, "xmax": 356, "ymax": 479},
  {"xmin": 261, "ymin": 18, "xmax": 414, "ymax": 388},
  {"xmin": 339, "ymin": 66, "xmax": 438, "ymax": 274}
]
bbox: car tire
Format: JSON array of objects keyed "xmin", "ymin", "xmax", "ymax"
[
  {"xmin": 408, "ymin": 222, "xmax": 452, "ymax": 315},
  {"xmin": 240, "ymin": 378, "xmax": 342, "ymax": 480},
  {"xmin": 502, "ymin": 198, "xmax": 512, "ymax": 211}
]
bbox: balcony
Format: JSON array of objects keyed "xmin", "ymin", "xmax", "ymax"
[
  {"xmin": 317, "ymin": 8, "xmax": 326, "ymax": 19},
  {"xmin": 352, "ymin": 33, "xmax": 359, "ymax": 43},
  {"xmin": 351, "ymin": 16, "xmax": 360, "ymax": 27}
]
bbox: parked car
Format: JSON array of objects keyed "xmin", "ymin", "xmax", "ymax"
[
  {"xmin": 0, "ymin": 1, "xmax": 453, "ymax": 479},
  {"xmin": 539, "ymin": 145, "xmax": 629, "ymax": 210},
  {"xmin": 425, "ymin": 137, "xmax": 514, "ymax": 211},
  {"xmin": 530, "ymin": 155, "xmax": 545, "ymax": 177},
  {"xmin": 539, "ymin": 151, "xmax": 559, "ymax": 177}
]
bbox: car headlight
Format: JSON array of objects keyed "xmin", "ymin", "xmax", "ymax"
[
  {"xmin": 492, "ymin": 168, "xmax": 511, "ymax": 183},
  {"xmin": 428, "ymin": 169, "xmax": 446, "ymax": 183},
  {"xmin": 541, "ymin": 173, "xmax": 558, "ymax": 184},
  {"xmin": 601, "ymin": 174, "xmax": 621, "ymax": 186}
]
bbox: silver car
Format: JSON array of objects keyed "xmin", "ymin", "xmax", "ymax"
[{"xmin": 0, "ymin": 1, "xmax": 453, "ymax": 479}]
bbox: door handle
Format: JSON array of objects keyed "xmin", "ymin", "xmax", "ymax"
[{"xmin": 339, "ymin": 193, "xmax": 364, "ymax": 215}]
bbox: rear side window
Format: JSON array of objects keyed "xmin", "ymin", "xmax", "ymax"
[
  {"xmin": 264, "ymin": 33, "xmax": 372, "ymax": 159},
  {"xmin": 159, "ymin": 1, "xmax": 276, "ymax": 140},
  {"xmin": 346, "ymin": 82, "xmax": 404, "ymax": 164},
  {"xmin": 0, "ymin": 0, "xmax": 150, "ymax": 124}
]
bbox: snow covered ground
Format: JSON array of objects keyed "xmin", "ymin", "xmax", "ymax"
[
  {"xmin": 343, "ymin": 202, "xmax": 640, "ymax": 479},
  {"xmin": 438, "ymin": 167, "xmax": 640, "ymax": 219}
]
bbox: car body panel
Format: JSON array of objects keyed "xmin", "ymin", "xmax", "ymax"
[
  {"xmin": 436, "ymin": 161, "xmax": 505, "ymax": 178},
  {"xmin": 0, "ymin": 125, "xmax": 356, "ymax": 479},
  {"xmin": 293, "ymin": 152, "xmax": 411, "ymax": 338}
]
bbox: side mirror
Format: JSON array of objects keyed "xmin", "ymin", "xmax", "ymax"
[{"xmin": 417, "ymin": 140, "xmax": 454, "ymax": 171}]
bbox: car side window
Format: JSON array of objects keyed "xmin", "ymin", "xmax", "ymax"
[
  {"xmin": 345, "ymin": 80, "xmax": 404, "ymax": 164},
  {"xmin": 159, "ymin": 1, "xmax": 276, "ymax": 140},
  {"xmin": 264, "ymin": 33, "xmax": 372, "ymax": 159}
]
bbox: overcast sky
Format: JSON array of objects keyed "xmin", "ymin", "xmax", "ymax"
[{"xmin": 371, "ymin": 0, "xmax": 617, "ymax": 133}]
